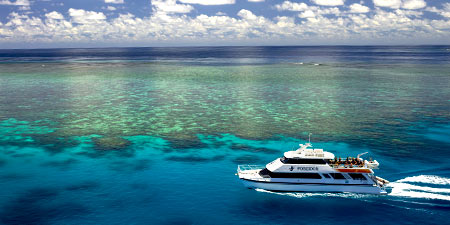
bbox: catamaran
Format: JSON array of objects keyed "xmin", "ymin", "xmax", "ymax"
[{"xmin": 237, "ymin": 141, "xmax": 389, "ymax": 194}]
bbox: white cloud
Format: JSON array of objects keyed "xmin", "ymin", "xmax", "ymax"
[
  {"xmin": 0, "ymin": 0, "xmax": 29, "ymax": 6},
  {"xmin": 402, "ymin": 0, "xmax": 426, "ymax": 10},
  {"xmin": 0, "ymin": 4, "xmax": 449, "ymax": 46},
  {"xmin": 275, "ymin": 1, "xmax": 309, "ymax": 11},
  {"xmin": 68, "ymin": 8, "xmax": 106, "ymax": 24},
  {"xmin": 311, "ymin": 0, "xmax": 344, "ymax": 6},
  {"xmin": 349, "ymin": 3, "xmax": 370, "ymax": 13},
  {"xmin": 318, "ymin": 7, "xmax": 341, "ymax": 15},
  {"xmin": 445, "ymin": 3, "xmax": 450, "ymax": 10},
  {"xmin": 18, "ymin": 5, "xmax": 30, "ymax": 10},
  {"xmin": 374, "ymin": 0, "xmax": 427, "ymax": 10},
  {"xmin": 299, "ymin": 10, "xmax": 315, "ymax": 18},
  {"xmin": 276, "ymin": 1, "xmax": 343, "ymax": 17},
  {"xmin": 424, "ymin": 6, "xmax": 439, "ymax": 13},
  {"xmin": 248, "ymin": 0, "xmax": 264, "ymax": 2},
  {"xmin": 394, "ymin": 8, "xmax": 422, "ymax": 17},
  {"xmin": 373, "ymin": 0, "xmax": 401, "ymax": 9},
  {"xmin": 179, "ymin": 0, "xmax": 235, "ymax": 5},
  {"xmin": 439, "ymin": 3, "xmax": 450, "ymax": 17},
  {"xmin": 105, "ymin": 0, "xmax": 124, "ymax": 4},
  {"xmin": 152, "ymin": 0, "xmax": 193, "ymax": 14},
  {"xmin": 106, "ymin": 6, "xmax": 116, "ymax": 11},
  {"xmin": 425, "ymin": 4, "xmax": 450, "ymax": 17},
  {"xmin": 237, "ymin": 9, "xmax": 257, "ymax": 20},
  {"xmin": 274, "ymin": 16, "xmax": 295, "ymax": 28},
  {"xmin": 45, "ymin": 11, "xmax": 64, "ymax": 20}
]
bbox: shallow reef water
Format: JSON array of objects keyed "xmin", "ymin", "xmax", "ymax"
[{"xmin": 0, "ymin": 46, "xmax": 449, "ymax": 224}]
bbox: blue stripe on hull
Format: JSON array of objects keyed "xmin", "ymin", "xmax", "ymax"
[
  {"xmin": 241, "ymin": 179, "xmax": 385, "ymax": 194},
  {"xmin": 241, "ymin": 178, "xmax": 374, "ymax": 186}
]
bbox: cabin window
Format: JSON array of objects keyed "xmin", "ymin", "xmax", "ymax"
[
  {"xmin": 349, "ymin": 173, "xmax": 367, "ymax": 180},
  {"xmin": 263, "ymin": 171, "xmax": 322, "ymax": 179},
  {"xmin": 280, "ymin": 157, "xmax": 327, "ymax": 165},
  {"xmin": 329, "ymin": 173, "xmax": 346, "ymax": 179},
  {"xmin": 322, "ymin": 173, "xmax": 331, "ymax": 178},
  {"xmin": 259, "ymin": 168, "xmax": 271, "ymax": 178}
]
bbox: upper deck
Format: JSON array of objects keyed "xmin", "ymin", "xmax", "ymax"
[
  {"xmin": 266, "ymin": 142, "xmax": 380, "ymax": 172},
  {"xmin": 284, "ymin": 143, "xmax": 334, "ymax": 160}
]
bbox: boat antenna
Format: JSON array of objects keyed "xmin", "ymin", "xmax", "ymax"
[{"xmin": 308, "ymin": 133, "xmax": 312, "ymax": 144}]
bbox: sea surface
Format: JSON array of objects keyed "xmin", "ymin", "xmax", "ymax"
[{"xmin": 0, "ymin": 46, "xmax": 449, "ymax": 225}]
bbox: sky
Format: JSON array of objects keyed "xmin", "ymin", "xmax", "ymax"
[{"xmin": 0, "ymin": 0, "xmax": 449, "ymax": 48}]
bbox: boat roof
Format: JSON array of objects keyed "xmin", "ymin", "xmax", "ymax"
[{"xmin": 283, "ymin": 143, "xmax": 335, "ymax": 160}]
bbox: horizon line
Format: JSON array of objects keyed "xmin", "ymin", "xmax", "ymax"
[{"xmin": 1, "ymin": 44, "xmax": 450, "ymax": 51}]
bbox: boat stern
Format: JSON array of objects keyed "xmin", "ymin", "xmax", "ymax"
[{"xmin": 374, "ymin": 176, "xmax": 389, "ymax": 194}]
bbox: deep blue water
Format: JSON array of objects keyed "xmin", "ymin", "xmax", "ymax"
[
  {"xmin": 0, "ymin": 46, "xmax": 449, "ymax": 225},
  {"xmin": 1, "ymin": 45, "xmax": 449, "ymax": 64}
]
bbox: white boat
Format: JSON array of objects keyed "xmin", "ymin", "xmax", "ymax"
[{"xmin": 237, "ymin": 142, "xmax": 388, "ymax": 194}]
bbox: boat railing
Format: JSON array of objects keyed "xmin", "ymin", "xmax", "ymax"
[
  {"xmin": 328, "ymin": 164, "xmax": 366, "ymax": 169},
  {"xmin": 237, "ymin": 165, "xmax": 265, "ymax": 173}
]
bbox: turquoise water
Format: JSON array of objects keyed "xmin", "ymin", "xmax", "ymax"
[{"xmin": 0, "ymin": 47, "xmax": 449, "ymax": 224}]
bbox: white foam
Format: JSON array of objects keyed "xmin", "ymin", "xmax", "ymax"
[
  {"xmin": 388, "ymin": 182, "xmax": 450, "ymax": 194},
  {"xmin": 395, "ymin": 175, "xmax": 450, "ymax": 185},
  {"xmin": 387, "ymin": 175, "xmax": 450, "ymax": 201},
  {"xmin": 389, "ymin": 190, "xmax": 450, "ymax": 201},
  {"xmin": 255, "ymin": 189, "xmax": 367, "ymax": 199}
]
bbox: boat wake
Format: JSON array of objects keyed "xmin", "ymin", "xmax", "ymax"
[
  {"xmin": 387, "ymin": 175, "xmax": 450, "ymax": 201},
  {"xmin": 254, "ymin": 188, "xmax": 370, "ymax": 199}
]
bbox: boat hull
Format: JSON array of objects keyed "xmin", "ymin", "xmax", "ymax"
[{"xmin": 240, "ymin": 179, "xmax": 387, "ymax": 194}]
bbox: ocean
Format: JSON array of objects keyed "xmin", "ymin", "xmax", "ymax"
[{"xmin": 0, "ymin": 46, "xmax": 449, "ymax": 225}]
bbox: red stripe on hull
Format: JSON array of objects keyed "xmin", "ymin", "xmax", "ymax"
[{"xmin": 335, "ymin": 168, "xmax": 372, "ymax": 173}]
